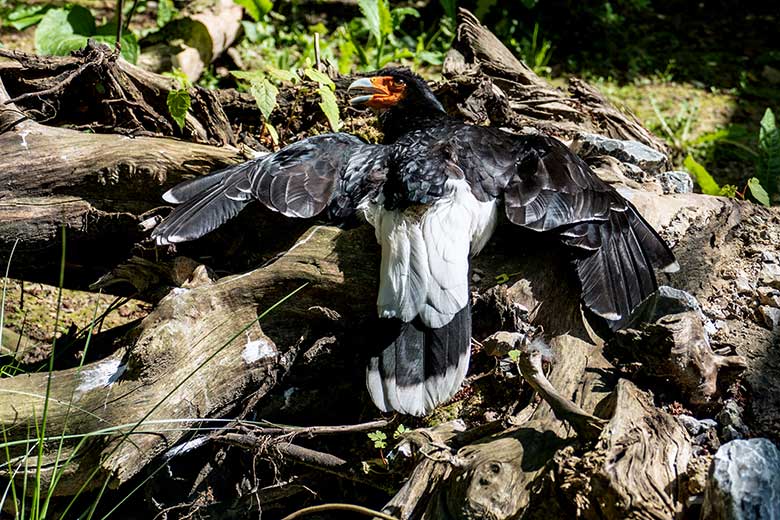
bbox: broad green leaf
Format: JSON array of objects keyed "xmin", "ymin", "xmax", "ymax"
[
  {"xmin": 759, "ymin": 107, "xmax": 780, "ymax": 197},
  {"xmin": 250, "ymin": 78, "xmax": 278, "ymax": 120},
  {"xmin": 5, "ymin": 4, "xmax": 49, "ymax": 30},
  {"xmin": 232, "ymin": 0, "xmax": 273, "ymax": 22},
  {"xmin": 264, "ymin": 65, "xmax": 297, "ymax": 83},
  {"xmin": 747, "ymin": 177, "xmax": 771, "ymax": 207},
  {"xmin": 357, "ymin": 0, "xmax": 391, "ymax": 46},
  {"xmin": 304, "ymin": 68, "xmax": 335, "ymax": 89},
  {"xmin": 157, "ymin": 0, "xmax": 176, "ymax": 27},
  {"xmin": 167, "ymin": 89, "xmax": 191, "ymax": 131},
  {"xmin": 508, "ymin": 349, "xmax": 521, "ymax": 362},
  {"xmin": 35, "ymin": 6, "xmax": 95, "ymax": 56},
  {"xmin": 684, "ymin": 154, "xmax": 720, "ymax": 196},
  {"xmin": 317, "ymin": 85, "xmax": 341, "ymax": 132}
]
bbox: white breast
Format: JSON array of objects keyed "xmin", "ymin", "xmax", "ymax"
[{"xmin": 361, "ymin": 179, "xmax": 498, "ymax": 328}]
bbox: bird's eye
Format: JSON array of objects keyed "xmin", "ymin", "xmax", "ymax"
[{"xmin": 395, "ymin": 78, "xmax": 406, "ymax": 85}]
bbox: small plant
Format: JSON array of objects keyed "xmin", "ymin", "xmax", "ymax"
[
  {"xmin": 367, "ymin": 429, "xmax": 387, "ymax": 449},
  {"xmin": 684, "ymin": 154, "xmax": 769, "ymax": 206},
  {"xmin": 392, "ymin": 424, "xmax": 407, "ymax": 439},
  {"xmin": 163, "ymin": 68, "xmax": 192, "ymax": 132}
]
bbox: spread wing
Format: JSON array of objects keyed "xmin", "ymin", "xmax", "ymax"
[
  {"xmin": 152, "ymin": 133, "xmax": 389, "ymax": 244},
  {"xmin": 454, "ymin": 127, "xmax": 678, "ymax": 329}
]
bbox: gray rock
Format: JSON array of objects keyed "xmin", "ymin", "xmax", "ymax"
[
  {"xmin": 702, "ymin": 438, "xmax": 780, "ymax": 520},
  {"xmin": 658, "ymin": 170, "xmax": 694, "ymax": 194},
  {"xmin": 735, "ymin": 274, "xmax": 754, "ymax": 295},
  {"xmin": 759, "ymin": 306, "xmax": 780, "ymax": 330},
  {"xmin": 652, "ymin": 285, "xmax": 702, "ymax": 318},
  {"xmin": 678, "ymin": 414, "xmax": 718, "ymax": 436},
  {"xmin": 572, "ymin": 133, "xmax": 668, "ymax": 174},
  {"xmin": 757, "ymin": 287, "xmax": 780, "ymax": 308},
  {"xmin": 760, "ymin": 263, "xmax": 780, "ymax": 289},
  {"xmin": 717, "ymin": 400, "xmax": 749, "ymax": 441}
]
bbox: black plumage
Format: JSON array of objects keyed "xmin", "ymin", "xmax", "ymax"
[{"xmin": 152, "ymin": 67, "xmax": 677, "ymax": 416}]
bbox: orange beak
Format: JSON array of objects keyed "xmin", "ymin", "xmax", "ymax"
[{"xmin": 348, "ymin": 76, "xmax": 405, "ymax": 108}]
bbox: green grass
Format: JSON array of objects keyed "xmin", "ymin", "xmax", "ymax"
[{"xmin": 0, "ymin": 226, "xmax": 309, "ymax": 518}]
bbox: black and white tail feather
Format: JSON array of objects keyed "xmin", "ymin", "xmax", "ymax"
[{"xmin": 151, "ymin": 70, "xmax": 677, "ymax": 416}]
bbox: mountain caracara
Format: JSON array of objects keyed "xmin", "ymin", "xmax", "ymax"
[{"xmin": 152, "ymin": 68, "xmax": 678, "ymax": 416}]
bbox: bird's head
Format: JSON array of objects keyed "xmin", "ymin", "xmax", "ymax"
[{"xmin": 347, "ymin": 68, "xmax": 445, "ymax": 116}]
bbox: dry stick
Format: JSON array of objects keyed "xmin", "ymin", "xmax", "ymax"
[
  {"xmin": 314, "ymin": 33, "xmax": 322, "ymax": 71},
  {"xmin": 280, "ymin": 503, "xmax": 399, "ymax": 520},
  {"xmin": 242, "ymin": 419, "xmax": 390, "ymax": 437},
  {"xmin": 218, "ymin": 432, "xmax": 396, "ymax": 493},
  {"xmin": 515, "ymin": 348, "xmax": 607, "ymax": 441}
]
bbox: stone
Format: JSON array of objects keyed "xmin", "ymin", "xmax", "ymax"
[
  {"xmin": 734, "ymin": 274, "xmax": 754, "ymax": 295},
  {"xmin": 759, "ymin": 306, "xmax": 780, "ymax": 330},
  {"xmin": 702, "ymin": 438, "xmax": 780, "ymax": 520},
  {"xmin": 653, "ymin": 285, "xmax": 702, "ymax": 317},
  {"xmin": 760, "ymin": 263, "xmax": 780, "ymax": 289},
  {"xmin": 571, "ymin": 132, "xmax": 668, "ymax": 174},
  {"xmin": 757, "ymin": 287, "xmax": 780, "ymax": 307},
  {"xmin": 716, "ymin": 400, "xmax": 749, "ymax": 441},
  {"xmin": 678, "ymin": 414, "xmax": 718, "ymax": 436},
  {"xmin": 658, "ymin": 170, "xmax": 694, "ymax": 194}
]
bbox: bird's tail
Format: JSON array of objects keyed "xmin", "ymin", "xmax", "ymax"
[
  {"xmin": 366, "ymin": 304, "xmax": 471, "ymax": 416},
  {"xmin": 152, "ymin": 162, "xmax": 257, "ymax": 245},
  {"xmin": 568, "ymin": 202, "xmax": 678, "ymax": 330}
]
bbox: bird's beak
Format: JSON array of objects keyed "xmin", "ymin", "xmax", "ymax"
[
  {"xmin": 348, "ymin": 76, "xmax": 404, "ymax": 108},
  {"xmin": 347, "ymin": 77, "xmax": 388, "ymax": 106}
]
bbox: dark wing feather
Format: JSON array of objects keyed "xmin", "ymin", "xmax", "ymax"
[
  {"xmin": 152, "ymin": 133, "xmax": 389, "ymax": 245},
  {"xmin": 454, "ymin": 129, "xmax": 677, "ymax": 329}
]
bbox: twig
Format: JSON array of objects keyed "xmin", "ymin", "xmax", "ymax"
[
  {"xmin": 314, "ymin": 33, "xmax": 322, "ymax": 71},
  {"xmin": 241, "ymin": 418, "xmax": 389, "ymax": 437},
  {"xmin": 115, "ymin": 0, "xmax": 124, "ymax": 49},
  {"xmin": 281, "ymin": 503, "xmax": 399, "ymax": 520}
]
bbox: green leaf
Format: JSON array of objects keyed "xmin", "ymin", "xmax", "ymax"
[
  {"xmin": 718, "ymin": 184, "xmax": 737, "ymax": 198},
  {"xmin": 391, "ymin": 7, "xmax": 420, "ymax": 25},
  {"xmin": 393, "ymin": 424, "xmax": 407, "ymax": 439},
  {"xmin": 304, "ymin": 68, "xmax": 335, "ymax": 89},
  {"xmin": 167, "ymin": 89, "xmax": 191, "ymax": 131},
  {"xmin": 157, "ymin": 0, "xmax": 176, "ymax": 27},
  {"xmin": 684, "ymin": 154, "xmax": 721, "ymax": 196},
  {"xmin": 35, "ymin": 6, "xmax": 95, "ymax": 56},
  {"xmin": 508, "ymin": 349, "xmax": 521, "ymax": 362},
  {"xmin": 163, "ymin": 67, "xmax": 193, "ymax": 89},
  {"xmin": 5, "ymin": 4, "xmax": 49, "ymax": 30},
  {"xmin": 759, "ymin": 108, "xmax": 780, "ymax": 197},
  {"xmin": 250, "ymin": 78, "xmax": 278, "ymax": 120},
  {"xmin": 264, "ymin": 65, "xmax": 297, "ymax": 83},
  {"xmin": 358, "ymin": 0, "xmax": 391, "ymax": 45},
  {"xmin": 747, "ymin": 177, "xmax": 771, "ymax": 207},
  {"xmin": 367, "ymin": 430, "xmax": 387, "ymax": 449},
  {"xmin": 233, "ymin": 0, "xmax": 273, "ymax": 22},
  {"xmin": 317, "ymin": 85, "xmax": 341, "ymax": 132}
]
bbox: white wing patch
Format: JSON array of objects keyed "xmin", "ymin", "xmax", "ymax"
[{"xmin": 368, "ymin": 179, "xmax": 497, "ymax": 328}]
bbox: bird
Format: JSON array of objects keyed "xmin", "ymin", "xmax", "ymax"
[{"xmin": 151, "ymin": 67, "xmax": 678, "ymax": 417}]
